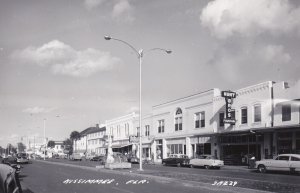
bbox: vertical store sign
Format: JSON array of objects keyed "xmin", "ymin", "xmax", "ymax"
[{"xmin": 221, "ymin": 91, "xmax": 236, "ymax": 125}]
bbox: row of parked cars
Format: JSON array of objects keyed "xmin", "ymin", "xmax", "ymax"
[
  {"xmin": 162, "ymin": 154, "xmax": 224, "ymax": 169},
  {"xmin": 161, "ymin": 153, "xmax": 300, "ymax": 174},
  {"xmin": 68, "ymin": 152, "xmax": 141, "ymax": 164}
]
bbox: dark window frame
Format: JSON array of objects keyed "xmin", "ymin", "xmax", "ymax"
[{"xmin": 282, "ymin": 104, "xmax": 291, "ymax": 122}]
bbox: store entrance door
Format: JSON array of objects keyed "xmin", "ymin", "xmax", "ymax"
[{"xmin": 222, "ymin": 144, "xmax": 260, "ymax": 165}]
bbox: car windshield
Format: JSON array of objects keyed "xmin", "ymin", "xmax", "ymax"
[{"xmin": 17, "ymin": 153, "xmax": 27, "ymax": 158}]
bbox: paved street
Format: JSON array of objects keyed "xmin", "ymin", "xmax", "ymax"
[
  {"xmin": 19, "ymin": 160, "xmax": 252, "ymax": 193},
  {"xmin": 18, "ymin": 159, "xmax": 300, "ymax": 193}
]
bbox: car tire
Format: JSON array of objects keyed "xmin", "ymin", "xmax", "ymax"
[
  {"xmin": 258, "ymin": 165, "xmax": 266, "ymax": 173},
  {"xmin": 290, "ymin": 168, "xmax": 296, "ymax": 174},
  {"xmin": 162, "ymin": 162, "xmax": 166, "ymax": 166},
  {"xmin": 204, "ymin": 165, "xmax": 210, "ymax": 169},
  {"xmin": 177, "ymin": 163, "xmax": 181, "ymax": 167},
  {"xmin": 190, "ymin": 164, "xmax": 194, "ymax": 168}
]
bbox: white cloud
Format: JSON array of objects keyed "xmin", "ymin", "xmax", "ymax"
[
  {"xmin": 112, "ymin": 0, "xmax": 135, "ymax": 23},
  {"xmin": 22, "ymin": 106, "xmax": 56, "ymax": 114},
  {"xmin": 126, "ymin": 106, "xmax": 138, "ymax": 114},
  {"xmin": 260, "ymin": 45, "xmax": 291, "ymax": 64},
  {"xmin": 201, "ymin": 0, "xmax": 300, "ymax": 39},
  {"xmin": 12, "ymin": 40, "xmax": 120, "ymax": 77},
  {"xmin": 208, "ymin": 43, "xmax": 292, "ymax": 83},
  {"xmin": 84, "ymin": 0, "xmax": 106, "ymax": 10}
]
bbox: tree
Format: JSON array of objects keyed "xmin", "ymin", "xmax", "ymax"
[
  {"xmin": 47, "ymin": 140, "xmax": 55, "ymax": 148},
  {"xmin": 63, "ymin": 138, "xmax": 73, "ymax": 155},
  {"xmin": 70, "ymin": 131, "xmax": 81, "ymax": 153},
  {"xmin": 17, "ymin": 142, "xmax": 26, "ymax": 152},
  {"xmin": 7, "ymin": 143, "xmax": 17, "ymax": 154}
]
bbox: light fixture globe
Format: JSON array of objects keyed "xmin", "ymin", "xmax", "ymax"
[{"xmin": 104, "ymin": 36, "xmax": 112, "ymax": 40}]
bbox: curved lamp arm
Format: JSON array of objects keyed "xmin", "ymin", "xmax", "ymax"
[
  {"xmin": 104, "ymin": 36, "xmax": 140, "ymax": 58},
  {"xmin": 147, "ymin": 48, "xmax": 172, "ymax": 54}
]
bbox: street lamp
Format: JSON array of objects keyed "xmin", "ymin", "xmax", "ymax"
[
  {"xmin": 104, "ymin": 35, "xmax": 171, "ymax": 171},
  {"xmin": 43, "ymin": 118, "xmax": 46, "ymax": 161}
]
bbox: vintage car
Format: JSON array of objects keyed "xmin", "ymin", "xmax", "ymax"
[
  {"xmin": 70, "ymin": 153, "xmax": 83, "ymax": 161},
  {"xmin": 255, "ymin": 154, "xmax": 300, "ymax": 173},
  {"xmin": 90, "ymin": 155, "xmax": 107, "ymax": 164},
  {"xmin": 189, "ymin": 155, "xmax": 224, "ymax": 169},
  {"xmin": 2, "ymin": 155, "xmax": 17, "ymax": 164},
  {"xmin": 127, "ymin": 156, "xmax": 139, "ymax": 164},
  {"xmin": 16, "ymin": 153, "xmax": 29, "ymax": 164},
  {"xmin": 0, "ymin": 164, "xmax": 21, "ymax": 193},
  {"xmin": 162, "ymin": 154, "xmax": 190, "ymax": 167}
]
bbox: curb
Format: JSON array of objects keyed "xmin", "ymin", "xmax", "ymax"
[{"xmin": 34, "ymin": 159, "xmax": 268, "ymax": 193}]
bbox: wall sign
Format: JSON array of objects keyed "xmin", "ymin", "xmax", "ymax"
[
  {"xmin": 221, "ymin": 91, "xmax": 236, "ymax": 125},
  {"xmin": 129, "ymin": 135, "xmax": 139, "ymax": 143}
]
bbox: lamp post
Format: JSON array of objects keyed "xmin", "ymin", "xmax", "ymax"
[
  {"xmin": 104, "ymin": 35, "xmax": 171, "ymax": 171},
  {"xmin": 43, "ymin": 118, "xmax": 46, "ymax": 161}
]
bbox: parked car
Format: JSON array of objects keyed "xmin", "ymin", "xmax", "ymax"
[
  {"xmin": 128, "ymin": 156, "xmax": 139, "ymax": 164},
  {"xmin": 16, "ymin": 153, "xmax": 29, "ymax": 164},
  {"xmin": 90, "ymin": 156, "xmax": 106, "ymax": 164},
  {"xmin": 2, "ymin": 155, "xmax": 17, "ymax": 164},
  {"xmin": 0, "ymin": 164, "xmax": 21, "ymax": 193},
  {"xmin": 70, "ymin": 153, "xmax": 83, "ymax": 161},
  {"xmin": 162, "ymin": 154, "xmax": 190, "ymax": 167},
  {"xmin": 189, "ymin": 155, "xmax": 224, "ymax": 169},
  {"xmin": 255, "ymin": 154, "xmax": 300, "ymax": 173},
  {"xmin": 53, "ymin": 154, "xmax": 60, "ymax": 159},
  {"xmin": 86, "ymin": 154, "xmax": 95, "ymax": 160}
]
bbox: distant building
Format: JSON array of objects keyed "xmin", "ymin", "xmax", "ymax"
[
  {"xmin": 86, "ymin": 126, "xmax": 106, "ymax": 155},
  {"xmin": 73, "ymin": 124, "xmax": 106, "ymax": 156},
  {"xmin": 105, "ymin": 113, "xmax": 138, "ymax": 156}
]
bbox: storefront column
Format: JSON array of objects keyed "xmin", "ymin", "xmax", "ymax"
[
  {"xmin": 292, "ymin": 132, "xmax": 296, "ymax": 153},
  {"xmin": 264, "ymin": 133, "xmax": 271, "ymax": 159},
  {"xmin": 151, "ymin": 140, "xmax": 156, "ymax": 162},
  {"xmin": 185, "ymin": 137, "xmax": 192, "ymax": 157},
  {"xmin": 272, "ymin": 132, "xmax": 277, "ymax": 157},
  {"xmin": 212, "ymin": 136, "xmax": 220, "ymax": 159},
  {"xmin": 162, "ymin": 138, "xmax": 167, "ymax": 159},
  {"xmin": 148, "ymin": 148, "xmax": 151, "ymax": 160}
]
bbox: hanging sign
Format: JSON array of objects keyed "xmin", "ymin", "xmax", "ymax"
[{"xmin": 221, "ymin": 91, "xmax": 236, "ymax": 125}]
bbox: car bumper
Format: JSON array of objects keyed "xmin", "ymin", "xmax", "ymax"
[{"xmin": 17, "ymin": 159, "xmax": 28, "ymax": 163}]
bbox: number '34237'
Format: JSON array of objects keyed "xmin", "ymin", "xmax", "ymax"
[{"xmin": 212, "ymin": 181, "xmax": 237, "ymax": 186}]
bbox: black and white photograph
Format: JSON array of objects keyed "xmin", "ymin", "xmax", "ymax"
[{"xmin": 1, "ymin": 0, "xmax": 300, "ymax": 193}]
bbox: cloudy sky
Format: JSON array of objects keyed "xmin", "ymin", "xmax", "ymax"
[{"xmin": 1, "ymin": 0, "xmax": 300, "ymax": 147}]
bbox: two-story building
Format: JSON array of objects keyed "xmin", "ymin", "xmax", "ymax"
[
  {"xmin": 149, "ymin": 89, "xmax": 220, "ymax": 163},
  {"xmin": 105, "ymin": 112, "xmax": 138, "ymax": 156},
  {"xmin": 212, "ymin": 81, "xmax": 300, "ymax": 165},
  {"xmin": 86, "ymin": 126, "xmax": 106, "ymax": 156}
]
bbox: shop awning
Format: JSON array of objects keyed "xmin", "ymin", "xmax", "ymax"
[{"xmin": 104, "ymin": 144, "xmax": 132, "ymax": 149}]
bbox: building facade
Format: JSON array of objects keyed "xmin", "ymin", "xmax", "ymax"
[
  {"xmin": 105, "ymin": 112, "xmax": 138, "ymax": 156},
  {"xmin": 81, "ymin": 80, "xmax": 299, "ymax": 165},
  {"xmin": 86, "ymin": 126, "xmax": 106, "ymax": 156},
  {"xmin": 150, "ymin": 89, "xmax": 220, "ymax": 162}
]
